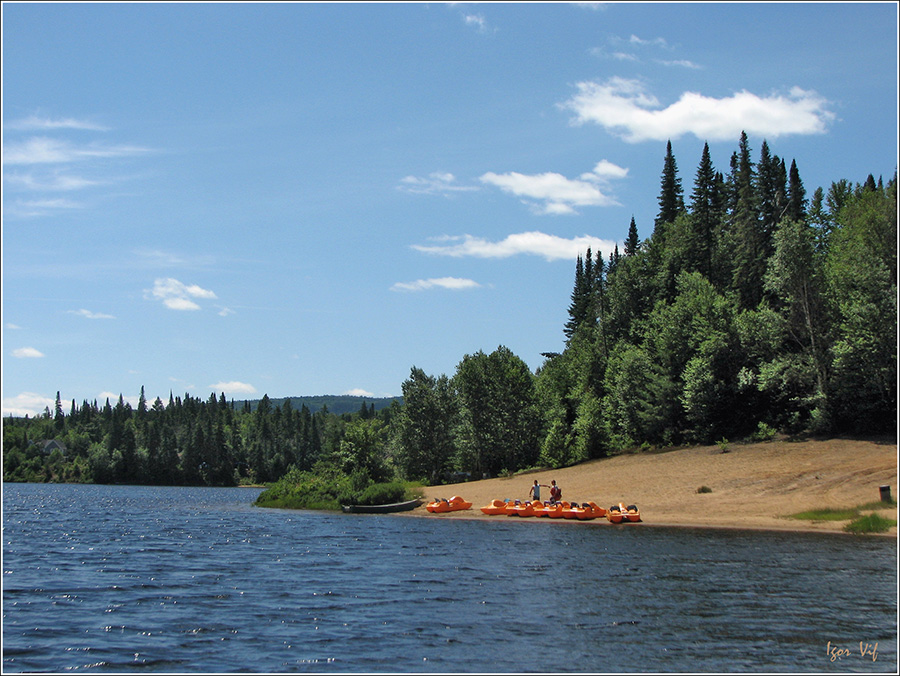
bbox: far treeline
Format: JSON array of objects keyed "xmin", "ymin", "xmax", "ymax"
[{"xmin": 3, "ymin": 134, "xmax": 896, "ymax": 506}]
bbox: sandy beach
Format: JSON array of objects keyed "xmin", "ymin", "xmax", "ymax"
[{"xmin": 404, "ymin": 437, "xmax": 898, "ymax": 536}]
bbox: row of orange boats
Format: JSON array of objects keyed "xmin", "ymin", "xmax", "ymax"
[
  {"xmin": 425, "ymin": 496, "xmax": 642, "ymax": 523},
  {"xmin": 479, "ymin": 499, "xmax": 641, "ymax": 523}
]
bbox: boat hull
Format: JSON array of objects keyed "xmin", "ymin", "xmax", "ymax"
[{"xmin": 342, "ymin": 499, "xmax": 422, "ymax": 514}]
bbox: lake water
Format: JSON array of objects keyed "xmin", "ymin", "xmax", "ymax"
[{"xmin": 2, "ymin": 483, "xmax": 896, "ymax": 673}]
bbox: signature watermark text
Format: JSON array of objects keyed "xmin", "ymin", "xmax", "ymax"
[{"xmin": 827, "ymin": 640, "xmax": 878, "ymax": 663}]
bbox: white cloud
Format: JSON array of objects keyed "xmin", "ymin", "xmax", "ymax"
[
  {"xmin": 2, "ymin": 392, "xmax": 55, "ymax": 417},
  {"xmin": 463, "ymin": 13, "xmax": 488, "ymax": 32},
  {"xmin": 581, "ymin": 159, "xmax": 629, "ymax": 181},
  {"xmin": 146, "ymin": 278, "xmax": 217, "ymax": 311},
  {"xmin": 656, "ymin": 59, "xmax": 702, "ymax": 69},
  {"xmin": 13, "ymin": 198, "xmax": 84, "ymax": 212},
  {"xmin": 6, "ymin": 323, "xmax": 23, "ymax": 330},
  {"xmin": 561, "ymin": 78, "xmax": 835, "ymax": 142},
  {"xmin": 13, "ymin": 347, "xmax": 45, "ymax": 358},
  {"xmin": 390, "ymin": 277, "xmax": 482, "ymax": 292},
  {"xmin": 412, "ymin": 232, "xmax": 617, "ymax": 262},
  {"xmin": 68, "ymin": 309, "xmax": 115, "ymax": 319},
  {"xmin": 398, "ymin": 172, "xmax": 479, "ymax": 195},
  {"xmin": 7, "ymin": 115, "xmax": 109, "ymax": 131},
  {"xmin": 217, "ymin": 306, "xmax": 236, "ymax": 317},
  {"xmin": 480, "ymin": 160, "xmax": 627, "ymax": 214},
  {"xmin": 5, "ymin": 172, "xmax": 101, "ymax": 191},
  {"xmin": 209, "ymin": 381, "xmax": 257, "ymax": 395},
  {"xmin": 3, "ymin": 137, "xmax": 151, "ymax": 165},
  {"xmin": 628, "ymin": 34, "xmax": 668, "ymax": 48},
  {"xmin": 344, "ymin": 388, "xmax": 375, "ymax": 397}
]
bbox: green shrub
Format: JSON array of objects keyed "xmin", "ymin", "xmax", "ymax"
[
  {"xmin": 750, "ymin": 422, "xmax": 777, "ymax": 442},
  {"xmin": 354, "ymin": 481, "xmax": 408, "ymax": 506},
  {"xmin": 254, "ymin": 465, "xmax": 351, "ymax": 511},
  {"xmin": 697, "ymin": 485, "xmax": 713, "ymax": 494},
  {"xmin": 716, "ymin": 438, "xmax": 729, "ymax": 453},
  {"xmin": 844, "ymin": 513, "xmax": 897, "ymax": 535}
]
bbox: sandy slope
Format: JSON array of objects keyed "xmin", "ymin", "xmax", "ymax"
[{"xmin": 403, "ymin": 438, "xmax": 898, "ymax": 536}]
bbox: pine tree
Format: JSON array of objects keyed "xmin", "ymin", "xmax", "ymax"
[
  {"xmin": 564, "ymin": 249, "xmax": 599, "ymax": 340},
  {"xmin": 654, "ymin": 140, "xmax": 685, "ymax": 235},
  {"xmin": 786, "ymin": 159, "xmax": 807, "ymax": 222},
  {"xmin": 756, "ymin": 140, "xmax": 779, "ymax": 248},
  {"xmin": 624, "ymin": 216, "xmax": 640, "ymax": 256},
  {"xmin": 729, "ymin": 132, "xmax": 766, "ymax": 308},
  {"xmin": 688, "ymin": 142, "xmax": 718, "ymax": 279}
]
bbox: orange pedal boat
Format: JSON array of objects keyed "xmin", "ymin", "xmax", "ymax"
[
  {"xmin": 426, "ymin": 496, "xmax": 473, "ymax": 513},
  {"xmin": 480, "ymin": 499, "xmax": 507, "ymax": 515},
  {"xmin": 607, "ymin": 502, "xmax": 641, "ymax": 523}
]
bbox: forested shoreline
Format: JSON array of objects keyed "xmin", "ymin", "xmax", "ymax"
[{"xmin": 4, "ymin": 134, "xmax": 896, "ymax": 497}]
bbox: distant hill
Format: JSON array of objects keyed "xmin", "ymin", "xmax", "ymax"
[{"xmin": 238, "ymin": 395, "xmax": 403, "ymax": 416}]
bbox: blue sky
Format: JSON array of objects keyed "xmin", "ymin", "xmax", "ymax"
[{"xmin": 2, "ymin": 2, "xmax": 897, "ymax": 416}]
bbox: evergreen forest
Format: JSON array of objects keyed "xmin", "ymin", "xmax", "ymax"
[{"xmin": 4, "ymin": 134, "xmax": 896, "ymax": 499}]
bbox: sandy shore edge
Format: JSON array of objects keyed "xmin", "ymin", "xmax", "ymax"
[{"xmin": 397, "ymin": 438, "xmax": 898, "ymax": 538}]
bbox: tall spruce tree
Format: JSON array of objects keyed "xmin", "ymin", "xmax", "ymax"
[
  {"xmin": 756, "ymin": 140, "xmax": 779, "ymax": 252},
  {"xmin": 787, "ymin": 159, "xmax": 807, "ymax": 222},
  {"xmin": 654, "ymin": 140, "xmax": 685, "ymax": 235},
  {"xmin": 564, "ymin": 253, "xmax": 588, "ymax": 340},
  {"xmin": 688, "ymin": 142, "xmax": 718, "ymax": 279},
  {"xmin": 624, "ymin": 216, "xmax": 640, "ymax": 256},
  {"xmin": 729, "ymin": 132, "xmax": 766, "ymax": 308}
]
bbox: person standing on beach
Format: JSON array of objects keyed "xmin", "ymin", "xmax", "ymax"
[
  {"xmin": 549, "ymin": 480, "xmax": 561, "ymax": 503},
  {"xmin": 529, "ymin": 480, "xmax": 548, "ymax": 502}
]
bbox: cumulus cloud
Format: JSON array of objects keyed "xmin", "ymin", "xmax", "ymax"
[
  {"xmin": 146, "ymin": 278, "xmax": 217, "ymax": 311},
  {"xmin": 561, "ymin": 78, "xmax": 835, "ymax": 142},
  {"xmin": 13, "ymin": 347, "xmax": 45, "ymax": 358},
  {"xmin": 344, "ymin": 388, "xmax": 375, "ymax": 397},
  {"xmin": 2, "ymin": 392, "xmax": 56, "ymax": 417},
  {"xmin": 68, "ymin": 309, "xmax": 115, "ymax": 319},
  {"xmin": 209, "ymin": 381, "xmax": 257, "ymax": 395},
  {"xmin": 412, "ymin": 232, "xmax": 617, "ymax": 262},
  {"xmin": 398, "ymin": 172, "xmax": 479, "ymax": 195},
  {"xmin": 480, "ymin": 160, "xmax": 627, "ymax": 214},
  {"xmin": 390, "ymin": 277, "xmax": 482, "ymax": 292}
]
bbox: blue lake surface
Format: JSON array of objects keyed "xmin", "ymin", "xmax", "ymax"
[{"xmin": 2, "ymin": 483, "xmax": 897, "ymax": 673}]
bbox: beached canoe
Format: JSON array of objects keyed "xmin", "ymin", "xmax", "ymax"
[{"xmin": 342, "ymin": 499, "xmax": 422, "ymax": 514}]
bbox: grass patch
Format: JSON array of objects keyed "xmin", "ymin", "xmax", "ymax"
[
  {"xmin": 858, "ymin": 499, "xmax": 897, "ymax": 510},
  {"xmin": 844, "ymin": 513, "xmax": 897, "ymax": 535},
  {"xmin": 790, "ymin": 507, "xmax": 860, "ymax": 521}
]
